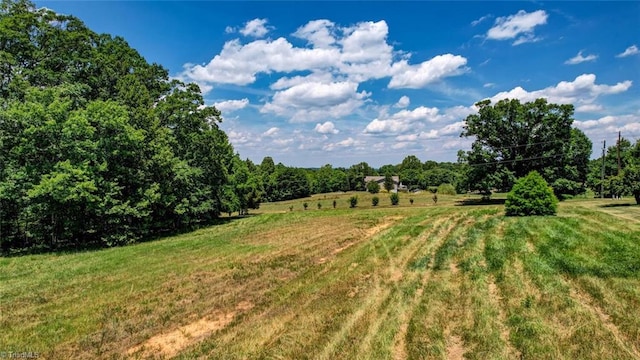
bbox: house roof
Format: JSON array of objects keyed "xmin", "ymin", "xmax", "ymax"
[{"xmin": 364, "ymin": 176, "xmax": 400, "ymax": 183}]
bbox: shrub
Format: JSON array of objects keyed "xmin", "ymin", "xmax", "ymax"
[
  {"xmin": 333, "ymin": 200, "xmax": 337, "ymax": 209},
  {"xmin": 317, "ymin": 202, "xmax": 322, "ymax": 210},
  {"xmin": 303, "ymin": 202, "xmax": 308, "ymax": 210},
  {"xmin": 289, "ymin": 205, "xmax": 293, "ymax": 212},
  {"xmin": 552, "ymin": 178, "xmax": 585, "ymax": 200},
  {"xmin": 409, "ymin": 198, "xmax": 414, "ymax": 205},
  {"xmin": 372, "ymin": 196, "xmax": 379, "ymax": 206},
  {"xmin": 390, "ymin": 193, "xmax": 399, "ymax": 206},
  {"xmin": 349, "ymin": 196, "xmax": 358, "ymax": 208},
  {"xmin": 505, "ymin": 171, "xmax": 558, "ymax": 216},
  {"xmin": 436, "ymin": 183, "xmax": 456, "ymax": 195},
  {"xmin": 367, "ymin": 181, "xmax": 380, "ymax": 194}
]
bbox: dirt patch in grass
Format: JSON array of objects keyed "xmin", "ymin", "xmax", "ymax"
[
  {"xmin": 449, "ymin": 261, "xmax": 459, "ymax": 275},
  {"xmin": 365, "ymin": 215, "xmax": 404, "ymax": 237},
  {"xmin": 446, "ymin": 334, "xmax": 465, "ymax": 360},
  {"xmin": 127, "ymin": 301, "xmax": 254, "ymax": 358}
]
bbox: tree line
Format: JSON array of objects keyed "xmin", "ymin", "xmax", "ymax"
[{"xmin": 245, "ymin": 156, "xmax": 465, "ymax": 204}]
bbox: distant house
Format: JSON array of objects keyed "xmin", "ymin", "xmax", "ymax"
[{"xmin": 364, "ymin": 176, "xmax": 404, "ymax": 193}]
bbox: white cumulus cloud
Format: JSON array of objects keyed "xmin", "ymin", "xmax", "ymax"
[
  {"xmin": 262, "ymin": 81, "xmax": 370, "ymax": 122},
  {"xmin": 293, "ymin": 19, "xmax": 336, "ymax": 48},
  {"xmin": 213, "ymin": 98, "xmax": 249, "ymax": 113},
  {"xmin": 395, "ymin": 95, "xmax": 410, "ymax": 108},
  {"xmin": 323, "ymin": 137, "xmax": 361, "ymax": 151},
  {"xmin": 240, "ymin": 18, "xmax": 271, "ymax": 38},
  {"xmin": 388, "ymin": 54, "xmax": 468, "ymax": 89},
  {"xmin": 490, "ymin": 74, "xmax": 632, "ymax": 106},
  {"xmin": 487, "ymin": 10, "xmax": 548, "ymax": 45},
  {"xmin": 573, "ymin": 114, "xmax": 639, "ymax": 132},
  {"xmin": 180, "ymin": 19, "xmax": 470, "ymax": 124},
  {"xmin": 575, "ymin": 104, "xmax": 603, "ymax": 113},
  {"xmin": 315, "ymin": 121, "xmax": 339, "ymax": 134},
  {"xmin": 364, "ymin": 105, "xmax": 475, "ymax": 136},
  {"xmin": 179, "ymin": 18, "xmax": 468, "ymax": 109}
]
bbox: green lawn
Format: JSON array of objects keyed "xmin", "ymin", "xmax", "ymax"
[{"xmin": 1, "ymin": 194, "xmax": 639, "ymax": 359}]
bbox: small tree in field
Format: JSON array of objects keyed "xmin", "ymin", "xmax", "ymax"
[
  {"xmin": 333, "ymin": 200, "xmax": 337, "ymax": 209},
  {"xmin": 349, "ymin": 196, "xmax": 358, "ymax": 208},
  {"xmin": 317, "ymin": 202, "xmax": 322, "ymax": 210},
  {"xmin": 505, "ymin": 171, "xmax": 558, "ymax": 216},
  {"xmin": 303, "ymin": 202, "xmax": 308, "ymax": 210},
  {"xmin": 372, "ymin": 196, "xmax": 379, "ymax": 206},
  {"xmin": 384, "ymin": 173, "xmax": 395, "ymax": 192},
  {"xmin": 390, "ymin": 193, "xmax": 399, "ymax": 206},
  {"xmin": 367, "ymin": 181, "xmax": 380, "ymax": 194}
]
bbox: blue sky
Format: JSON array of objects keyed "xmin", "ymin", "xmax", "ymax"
[{"xmin": 35, "ymin": 1, "xmax": 640, "ymax": 168}]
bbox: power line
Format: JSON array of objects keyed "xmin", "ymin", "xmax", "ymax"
[{"xmin": 465, "ymin": 153, "xmax": 564, "ymax": 167}]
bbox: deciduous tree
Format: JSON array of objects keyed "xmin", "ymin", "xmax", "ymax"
[{"xmin": 460, "ymin": 98, "xmax": 590, "ymax": 198}]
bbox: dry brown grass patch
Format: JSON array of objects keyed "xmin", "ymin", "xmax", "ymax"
[
  {"xmin": 569, "ymin": 287, "xmax": 640, "ymax": 359},
  {"xmin": 127, "ymin": 301, "xmax": 254, "ymax": 358}
]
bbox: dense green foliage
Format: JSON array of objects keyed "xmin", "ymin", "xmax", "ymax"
[
  {"xmin": 0, "ymin": 0, "xmax": 259, "ymax": 252},
  {"xmin": 366, "ymin": 180, "xmax": 380, "ymax": 194},
  {"xmin": 390, "ymin": 192, "xmax": 400, "ymax": 206},
  {"xmin": 436, "ymin": 183, "xmax": 456, "ymax": 195},
  {"xmin": 505, "ymin": 171, "xmax": 558, "ymax": 216},
  {"xmin": 586, "ymin": 137, "xmax": 640, "ymax": 203},
  {"xmin": 460, "ymin": 99, "xmax": 591, "ymax": 198},
  {"xmin": 349, "ymin": 196, "xmax": 358, "ymax": 208},
  {"xmin": 383, "ymin": 173, "xmax": 394, "ymax": 192},
  {"xmin": 371, "ymin": 196, "xmax": 379, "ymax": 206}
]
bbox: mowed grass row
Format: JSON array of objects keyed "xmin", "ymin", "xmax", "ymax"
[{"xmin": 1, "ymin": 197, "xmax": 639, "ymax": 359}]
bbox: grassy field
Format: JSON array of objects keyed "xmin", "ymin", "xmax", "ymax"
[{"xmin": 1, "ymin": 193, "xmax": 639, "ymax": 359}]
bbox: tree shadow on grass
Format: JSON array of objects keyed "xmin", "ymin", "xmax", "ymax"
[
  {"xmin": 2, "ymin": 214, "xmax": 257, "ymax": 258},
  {"xmin": 599, "ymin": 203, "xmax": 635, "ymax": 208},
  {"xmin": 455, "ymin": 198, "xmax": 506, "ymax": 206}
]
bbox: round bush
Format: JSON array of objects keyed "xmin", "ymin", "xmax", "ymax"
[
  {"xmin": 436, "ymin": 183, "xmax": 456, "ymax": 195},
  {"xmin": 390, "ymin": 193, "xmax": 399, "ymax": 206},
  {"xmin": 372, "ymin": 196, "xmax": 379, "ymax": 206},
  {"xmin": 349, "ymin": 196, "xmax": 358, "ymax": 208},
  {"xmin": 505, "ymin": 171, "xmax": 558, "ymax": 216},
  {"xmin": 367, "ymin": 181, "xmax": 380, "ymax": 194}
]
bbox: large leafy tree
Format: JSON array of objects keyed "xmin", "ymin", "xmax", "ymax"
[
  {"xmin": 399, "ymin": 155, "xmax": 424, "ymax": 190},
  {"xmin": 346, "ymin": 162, "xmax": 376, "ymax": 191},
  {"xmin": 460, "ymin": 98, "xmax": 591, "ymax": 197},
  {"xmin": 0, "ymin": 0, "xmax": 242, "ymax": 252}
]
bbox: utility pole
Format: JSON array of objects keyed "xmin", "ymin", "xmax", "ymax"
[
  {"xmin": 617, "ymin": 131, "xmax": 621, "ymax": 175},
  {"xmin": 601, "ymin": 140, "xmax": 606, "ymax": 199}
]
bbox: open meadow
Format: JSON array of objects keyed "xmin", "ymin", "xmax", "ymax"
[{"xmin": 1, "ymin": 193, "xmax": 639, "ymax": 359}]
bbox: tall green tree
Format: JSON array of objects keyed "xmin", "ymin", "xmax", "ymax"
[
  {"xmin": 460, "ymin": 98, "xmax": 589, "ymax": 197},
  {"xmin": 227, "ymin": 155, "xmax": 262, "ymax": 215},
  {"xmin": 383, "ymin": 173, "xmax": 395, "ymax": 192},
  {"xmin": 346, "ymin": 162, "xmax": 376, "ymax": 191}
]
